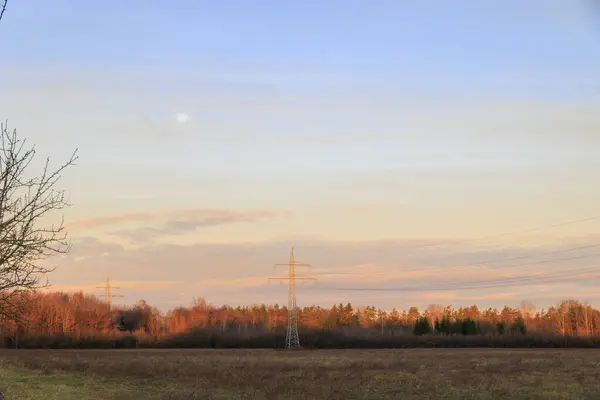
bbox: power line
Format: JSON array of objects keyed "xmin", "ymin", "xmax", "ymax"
[
  {"xmin": 396, "ymin": 243, "xmax": 600, "ymax": 274},
  {"xmin": 313, "ymin": 270, "xmax": 600, "ymax": 293},
  {"xmin": 311, "ymin": 268, "xmax": 600, "ymax": 293},
  {"xmin": 463, "ymin": 251, "xmax": 600, "ymax": 273},
  {"xmin": 397, "ymin": 214, "xmax": 600, "ymax": 251},
  {"xmin": 454, "ymin": 243, "xmax": 600, "ymax": 267},
  {"xmin": 317, "ymin": 214, "xmax": 600, "ymax": 278},
  {"xmin": 96, "ymin": 277, "xmax": 123, "ymax": 312},
  {"xmin": 435, "ymin": 267, "xmax": 599, "ymax": 290},
  {"xmin": 402, "ymin": 263, "xmax": 600, "ymax": 292},
  {"xmin": 287, "ymin": 216, "xmax": 600, "ymax": 296},
  {"xmin": 309, "ymin": 252, "xmax": 600, "ymax": 293},
  {"xmin": 268, "ymin": 247, "xmax": 316, "ymax": 349}
]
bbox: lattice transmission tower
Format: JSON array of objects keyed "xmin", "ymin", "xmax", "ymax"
[
  {"xmin": 96, "ymin": 277, "xmax": 123, "ymax": 312},
  {"xmin": 269, "ymin": 247, "xmax": 316, "ymax": 349}
]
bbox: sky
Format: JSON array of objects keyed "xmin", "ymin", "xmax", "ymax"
[{"xmin": 1, "ymin": 0, "xmax": 600, "ymax": 312}]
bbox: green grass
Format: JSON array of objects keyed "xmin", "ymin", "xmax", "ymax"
[
  {"xmin": 1, "ymin": 349, "xmax": 600, "ymax": 399},
  {"xmin": 0, "ymin": 365, "xmax": 161, "ymax": 400}
]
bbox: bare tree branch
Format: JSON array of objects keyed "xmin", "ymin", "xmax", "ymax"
[
  {"xmin": 0, "ymin": 120, "xmax": 78, "ymax": 316},
  {"xmin": 0, "ymin": 0, "xmax": 7, "ymax": 25}
]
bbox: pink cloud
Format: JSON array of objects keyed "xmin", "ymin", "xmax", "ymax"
[
  {"xmin": 46, "ymin": 235, "xmax": 600, "ymax": 311},
  {"xmin": 421, "ymin": 291, "xmax": 523, "ymax": 301},
  {"xmin": 67, "ymin": 212, "xmax": 152, "ymax": 230},
  {"xmin": 67, "ymin": 209, "xmax": 291, "ymax": 233},
  {"xmin": 193, "ymin": 277, "xmax": 268, "ymax": 289},
  {"xmin": 109, "ymin": 209, "xmax": 292, "ymax": 243},
  {"xmin": 45, "ymin": 280, "xmax": 179, "ymax": 293}
]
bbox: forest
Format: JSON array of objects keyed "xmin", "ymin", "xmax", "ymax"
[{"xmin": 2, "ymin": 290, "xmax": 600, "ymax": 349}]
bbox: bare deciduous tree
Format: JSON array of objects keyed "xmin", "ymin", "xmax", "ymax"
[
  {"xmin": 0, "ymin": 121, "xmax": 78, "ymax": 318},
  {"xmin": 519, "ymin": 300, "xmax": 536, "ymax": 319}
]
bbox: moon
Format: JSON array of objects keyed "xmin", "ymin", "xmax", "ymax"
[{"xmin": 175, "ymin": 113, "xmax": 189, "ymax": 124}]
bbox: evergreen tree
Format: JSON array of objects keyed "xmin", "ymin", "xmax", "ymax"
[
  {"xmin": 461, "ymin": 318, "xmax": 478, "ymax": 335},
  {"xmin": 511, "ymin": 316, "xmax": 527, "ymax": 335},
  {"xmin": 413, "ymin": 317, "xmax": 433, "ymax": 335},
  {"xmin": 451, "ymin": 319, "xmax": 463, "ymax": 335},
  {"xmin": 439, "ymin": 316, "xmax": 452, "ymax": 335}
]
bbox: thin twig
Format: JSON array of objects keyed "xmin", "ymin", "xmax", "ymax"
[
  {"xmin": 0, "ymin": 121, "xmax": 77, "ymax": 317},
  {"xmin": 0, "ymin": 0, "xmax": 7, "ymax": 25}
]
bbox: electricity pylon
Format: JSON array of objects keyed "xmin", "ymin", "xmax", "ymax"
[
  {"xmin": 96, "ymin": 277, "xmax": 123, "ymax": 312},
  {"xmin": 269, "ymin": 247, "xmax": 316, "ymax": 349}
]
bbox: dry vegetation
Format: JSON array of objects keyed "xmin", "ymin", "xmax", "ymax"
[
  {"xmin": 1, "ymin": 348, "xmax": 600, "ymax": 399},
  {"xmin": 4, "ymin": 291, "xmax": 600, "ymax": 350}
]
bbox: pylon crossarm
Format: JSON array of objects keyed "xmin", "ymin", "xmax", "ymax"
[
  {"xmin": 274, "ymin": 263, "xmax": 311, "ymax": 267},
  {"xmin": 268, "ymin": 277, "xmax": 316, "ymax": 281}
]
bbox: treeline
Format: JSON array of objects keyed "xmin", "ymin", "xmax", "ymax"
[{"xmin": 2, "ymin": 291, "xmax": 600, "ymax": 348}]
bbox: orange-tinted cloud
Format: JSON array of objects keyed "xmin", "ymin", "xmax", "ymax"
[
  {"xmin": 67, "ymin": 212, "xmax": 153, "ymax": 230},
  {"xmin": 67, "ymin": 208, "xmax": 291, "ymax": 238},
  {"xmin": 420, "ymin": 291, "xmax": 522, "ymax": 301},
  {"xmin": 48, "ymin": 235, "xmax": 600, "ymax": 311},
  {"xmin": 193, "ymin": 277, "xmax": 268, "ymax": 289},
  {"xmin": 46, "ymin": 280, "xmax": 179, "ymax": 293},
  {"xmin": 110, "ymin": 209, "xmax": 291, "ymax": 243}
]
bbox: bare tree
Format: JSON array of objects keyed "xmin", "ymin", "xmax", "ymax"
[
  {"xmin": 519, "ymin": 300, "xmax": 536, "ymax": 318},
  {"xmin": 425, "ymin": 303, "xmax": 443, "ymax": 326},
  {"xmin": 0, "ymin": 121, "xmax": 78, "ymax": 318}
]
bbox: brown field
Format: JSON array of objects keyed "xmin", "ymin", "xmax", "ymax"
[{"xmin": 1, "ymin": 348, "xmax": 599, "ymax": 399}]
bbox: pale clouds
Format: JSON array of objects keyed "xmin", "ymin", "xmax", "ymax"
[
  {"xmin": 48, "ymin": 234, "xmax": 600, "ymax": 312},
  {"xmin": 3, "ymin": 69, "xmax": 600, "ymax": 151},
  {"xmin": 4, "ymin": 71, "xmax": 599, "ymax": 247},
  {"xmin": 67, "ymin": 208, "xmax": 291, "ymax": 243},
  {"xmin": 48, "ymin": 280, "xmax": 179, "ymax": 294},
  {"xmin": 68, "ymin": 212, "xmax": 153, "ymax": 230},
  {"xmin": 110, "ymin": 209, "xmax": 291, "ymax": 244}
]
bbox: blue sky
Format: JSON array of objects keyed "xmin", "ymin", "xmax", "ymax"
[
  {"xmin": 1, "ymin": 1, "xmax": 600, "ymax": 311},
  {"xmin": 4, "ymin": 1, "xmax": 600, "ymax": 98}
]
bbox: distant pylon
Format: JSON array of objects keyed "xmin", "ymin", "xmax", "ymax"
[
  {"xmin": 96, "ymin": 277, "xmax": 123, "ymax": 311},
  {"xmin": 269, "ymin": 247, "xmax": 316, "ymax": 349}
]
